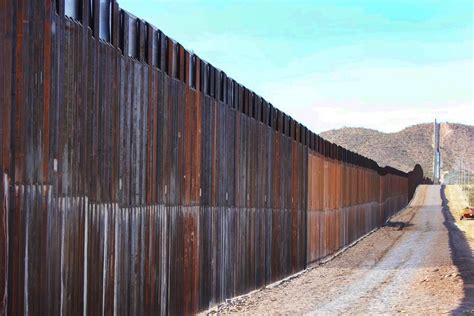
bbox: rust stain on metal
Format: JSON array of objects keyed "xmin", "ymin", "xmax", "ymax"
[{"xmin": 0, "ymin": 0, "xmax": 426, "ymax": 314}]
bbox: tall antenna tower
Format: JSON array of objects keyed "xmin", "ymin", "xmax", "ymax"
[{"xmin": 433, "ymin": 119, "xmax": 441, "ymax": 184}]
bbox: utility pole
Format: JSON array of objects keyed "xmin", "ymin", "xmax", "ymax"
[{"xmin": 433, "ymin": 119, "xmax": 441, "ymax": 184}]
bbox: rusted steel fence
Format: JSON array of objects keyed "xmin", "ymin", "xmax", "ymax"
[{"xmin": 0, "ymin": 0, "xmax": 425, "ymax": 314}]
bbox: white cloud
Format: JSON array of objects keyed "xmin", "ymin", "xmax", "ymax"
[
  {"xmin": 258, "ymin": 59, "xmax": 474, "ymax": 133},
  {"xmin": 306, "ymin": 105, "xmax": 474, "ymax": 133},
  {"xmin": 182, "ymin": 33, "xmax": 474, "ymax": 134}
]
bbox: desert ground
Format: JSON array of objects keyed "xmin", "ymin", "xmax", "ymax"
[{"xmin": 204, "ymin": 185, "xmax": 474, "ymax": 315}]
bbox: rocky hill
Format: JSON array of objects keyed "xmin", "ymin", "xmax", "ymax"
[{"xmin": 320, "ymin": 123, "xmax": 474, "ymax": 182}]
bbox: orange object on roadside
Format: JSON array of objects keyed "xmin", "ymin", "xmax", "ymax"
[{"xmin": 460, "ymin": 207, "xmax": 474, "ymax": 220}]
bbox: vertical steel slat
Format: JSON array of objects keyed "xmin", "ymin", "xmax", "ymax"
[{"xmin": 0, "ymin": 1, "xmax": 424, "ymax": 314}]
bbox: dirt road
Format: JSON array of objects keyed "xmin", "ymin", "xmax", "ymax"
[{"xmin": 209, "ymin": 185, "xmax": 474, "ymax": 314}]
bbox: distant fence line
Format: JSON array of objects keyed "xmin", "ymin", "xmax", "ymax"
[{"xmin": 0, "ymin": 0, "xmax": 425, "ymax": 314}]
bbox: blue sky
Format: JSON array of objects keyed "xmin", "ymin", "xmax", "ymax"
[{"xmin": 119, "ymin": 0, "xmax": 474, "ymax": 133}]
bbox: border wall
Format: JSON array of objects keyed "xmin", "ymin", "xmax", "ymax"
[{"xmin": 0, "ymin": 0, "xmax": 425, "ymax": 314}]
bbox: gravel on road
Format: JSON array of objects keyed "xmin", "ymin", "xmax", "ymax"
[{"xmin": 204, "ymin": 185, "xmax": 474, "ymax": 315}]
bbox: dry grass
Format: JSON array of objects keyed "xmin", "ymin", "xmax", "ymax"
[{"xmin": 445, "ymin": 185, "xmax": 474, "ymax": 242}]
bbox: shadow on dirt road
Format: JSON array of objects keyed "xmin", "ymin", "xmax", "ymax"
[{"xmin": 441, "ymin": 185, "xmax": 474, "ymax": 314}]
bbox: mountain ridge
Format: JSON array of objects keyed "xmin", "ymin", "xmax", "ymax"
[{"xmin": 320, "ymin": 122, "xmax": 474, "ymax": 181}]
